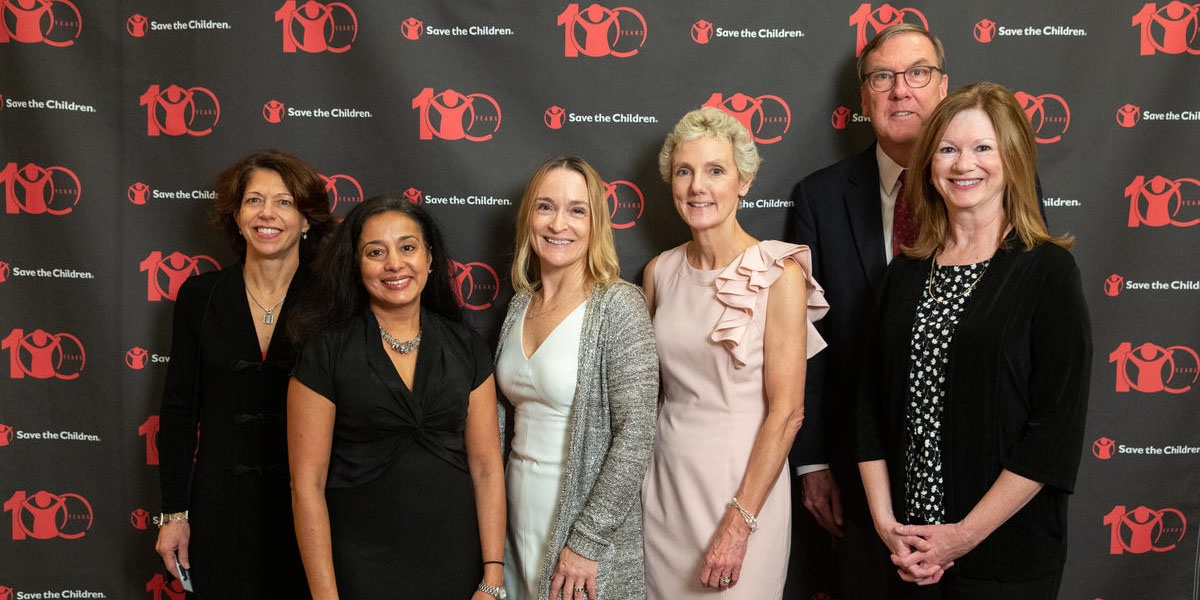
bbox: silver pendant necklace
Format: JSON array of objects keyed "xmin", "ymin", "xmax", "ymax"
[
  {"xmin": 380, "ymin": 327, "xmax": 422, "ymax": 354},
  {"xmin": 246, "ymin": 289, "xmax": 286, "ymax": 324}
]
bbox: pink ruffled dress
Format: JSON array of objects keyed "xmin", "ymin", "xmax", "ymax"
[{"xmin": 642, "ymin": 240, "xmax": 827, "ymax": 599}]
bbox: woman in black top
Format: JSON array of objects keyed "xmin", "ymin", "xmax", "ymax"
[
  {"xmin": 287, "ymin": 196, "xmax": 506, "ymax": 600},
  {"xmin": 857, "ymin": 83, "xmax": 1091, "ymax": 599}
]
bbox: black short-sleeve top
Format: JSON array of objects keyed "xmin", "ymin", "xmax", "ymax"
[{"xmin": 293, "ymin": 308, "xmax": 493, "ymax": 489}]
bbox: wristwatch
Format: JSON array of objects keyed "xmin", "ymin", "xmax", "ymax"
[{"xmin": 478, "ymin": 582, "xmax": 507, "ymax": 599}]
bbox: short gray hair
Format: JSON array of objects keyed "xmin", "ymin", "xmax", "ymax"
[{"xmin": 658, "ymin": 107, "xmax": 761, "ymax": 183}]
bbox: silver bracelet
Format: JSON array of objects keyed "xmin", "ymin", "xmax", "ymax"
[
  {"xmin": 728, "ymin": 497, "xmax": 758, "ymax": 533},
  {"xmin": 153, "ymin": 510, "xmax": 189, "ymax": 527}
]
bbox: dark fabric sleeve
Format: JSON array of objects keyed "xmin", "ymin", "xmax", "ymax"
[
  {"xmin": 465, "ymin": 324, "xmax": 494, "ymax": 391},
  {"xmin": 855, "ymin": 276, "xmax": 890, "ymax": 465},
  {"xmin": 787, "ymin": 177, "xmax": 829, "ymax": 468},
  {"xmin": 292, "ymin": 331, "xmax": 338, "ymax": 402},
  {"xmin": 158, "ymin": 275, "xmax": 212, "ymax": 513},
  {"xmin": 1000, "ymin": 248, "xmax": 1092, "ymax": 493}
]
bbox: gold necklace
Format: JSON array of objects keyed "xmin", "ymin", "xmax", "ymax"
[
  {"xmin": 525, "ymin": 288, "xmax": 586, "ymax": 320},
  {"xmin": 926, "ymin": 259, "xmax": 988, "ymax": 305}
]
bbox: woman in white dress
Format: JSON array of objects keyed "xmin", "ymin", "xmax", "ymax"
[{"xmin": 495, "ymin": 156, "xmax": 659, "ymax": 600}]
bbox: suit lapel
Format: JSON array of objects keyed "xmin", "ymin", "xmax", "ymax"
[{"xmin": 844, "ymin": 147, "xmax": 888, "ymax": 296}]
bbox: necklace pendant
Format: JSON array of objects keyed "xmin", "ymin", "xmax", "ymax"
[{"xmin": 263, "ymin": 311, "xmax": 274, "ymax": 325}]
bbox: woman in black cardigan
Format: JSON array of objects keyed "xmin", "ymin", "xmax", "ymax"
[{"xmin": 856, "ymin": 82, "xmax": 1091, "ymax": 599}]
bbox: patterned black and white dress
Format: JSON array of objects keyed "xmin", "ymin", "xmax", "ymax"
[{"xmin": 903, "ymin": 259, "xmax": 989, "ymax": 525}]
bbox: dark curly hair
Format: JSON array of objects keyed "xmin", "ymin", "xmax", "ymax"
[
  {"xmin": 212, "ymin": 149, "xmax": 334, "ymax": 263},
  {"xmin": 289, "ymin": 195, "xmax": 463, "ymax": 344}
]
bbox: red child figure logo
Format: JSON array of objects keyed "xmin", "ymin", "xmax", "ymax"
[
  {"xmin": 139, "ymin": 84, "xmax": 221, "ymax": 137},
  {"xmin": 0, "ymin": 0, "xmax": 82, "ymax": 46},
  {"xmin": 544, "ymin": 105, "xmax": 567, "ymax": 130},
  {"xmin": 1, "ymin": 162, "xmax": 82, "ymax": 215},
  {"xmin": 1131, "ymin": 2, "xmax": 1200, "ymax": 55},
  {"xmin": 831, "ymin": 106, "xmax": 852, "ymax": 130},
  {"xmin": 1104, "ymin": 274, "xmax": 1125, "ymax": 297},
  {"xmin": 1125, "ymin": 175, "xmax": 1200, "ymax": 228},
  {"xmin": 1109, "ymin": 341, "xmax": 1200, "ymax": 393},
  {"xmin": 1092, "ymin": 437, "xmax": 1116, "ymax": 460},
  {"xmin": 848, "ymin": 3, "xmax": 928, "ymax": 55},
  {"xmin": 703, "ymin": 92, "xmax": 791, "ymax": 144},
  {"xmin": 1104, "ymin": 504, "xmax": 1188, "ymax": 554},
  {"xmin": 275, "ymin": 0, "xmax": 358, "ymax": 53},
  {"xmin": 2, "ymin": 329, "xmax": 85, "ymax": 380},
  {"xmin": 140, "ymin": 251, "xmax": 221, "ymax": 302},
  {"xmin": 973, "ymin": 19, "xmax": 997, "ymax": 43},
  {"xmin": 558, "ymin": 3, "xmax": 647, "ymax": 57},
  {"xmin": 401, "ymin": 17, "xmax": 422, "ymax": 40},
  {"xmin": 412, "ymin": 88, "xmax": 502, "ymax": 142},
  {"xmin": 4, "ymin": 490, "xmax": 94, "ymax": 540}
]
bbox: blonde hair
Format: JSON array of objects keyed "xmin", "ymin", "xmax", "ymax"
[
  {"xmin": 658, "ymin": 107, "xmax": 761, "ymax": 183},
  {"xmin": 511, "ymin": 156, "xmax": 620, "ymax": 294},
  {"xmin": 905, "ymin": 81, "xmax": 1072, "ymax": 258}
]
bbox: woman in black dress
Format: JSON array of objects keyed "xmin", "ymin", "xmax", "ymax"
[
  {"xmin": 288, "ymin": 195, "xmax": 507, "ymax": 600},
  {"xmin": 156, "ymin": 149, "xmax": 334, "ymax": 598}
]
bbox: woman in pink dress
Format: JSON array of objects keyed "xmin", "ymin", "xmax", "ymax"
[{"xmin": 641, "ymin": 107, "xmax": 828, "ymax": 598}]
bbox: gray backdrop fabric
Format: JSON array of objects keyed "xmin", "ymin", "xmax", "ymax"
[{"xmin": 1, "ymin": 1, "xmax": 1198, "ymax": 598}]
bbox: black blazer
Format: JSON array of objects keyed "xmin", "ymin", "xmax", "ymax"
[
  {"xmin": 857, "ymin": 236, "xmax": 1092, "ymax": 579},
  {"xmin": 785, "ymin": 145, "xmax": 887, "ymax": 521}
]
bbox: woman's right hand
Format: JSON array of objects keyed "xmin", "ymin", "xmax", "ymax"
[
  {"xmin": 699, "ymin": 506, "xmax": 751, "ymax": 590},
  {"xmin": 873, "ymin": 513, "xmax": 911, "ymax": 557},
  {"xmin": 872, "ymin": 516, "xmax": 948, "ymax": 585},
  {"xmin": 154, "ymin": 521, "xmax": 190, "ymax": 579},
  {"xmin": 548, "ymin": 546, "xmax": 599, "ymax": 599}
]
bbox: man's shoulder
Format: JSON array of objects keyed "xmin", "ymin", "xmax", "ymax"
[{"xmin": 800, "ymin": 145, "xmax": 877, "ymax": 189}]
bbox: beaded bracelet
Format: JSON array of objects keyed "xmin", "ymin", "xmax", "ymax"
[{"xmin": 728, "ymin": 497, "xmax": 758, "ymax": 533}]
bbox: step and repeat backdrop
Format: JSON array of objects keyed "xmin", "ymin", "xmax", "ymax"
[{"xmin": 2, "ymin": 1, "xmax": 1198, "ymax": 598}]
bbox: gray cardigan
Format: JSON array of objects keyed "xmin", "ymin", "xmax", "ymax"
[{"xmin": 496, "ymin": 281, "xmax": 659, "ymax": 600}]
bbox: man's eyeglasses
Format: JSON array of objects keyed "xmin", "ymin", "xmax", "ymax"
[{"xmin": 862, "ymin": 66, "xmax": 943, "ymax": 92}]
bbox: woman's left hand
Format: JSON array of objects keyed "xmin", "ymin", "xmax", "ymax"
[
  {"xmin": 699, "ymin": 507, "xmax": 751, "ymax": 590},
  {"xmin": 548, "ymin": 546, "xmax": 599, "ymax": 600}
]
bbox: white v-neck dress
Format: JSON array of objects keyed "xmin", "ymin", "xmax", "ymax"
[{"xmin": 497, "ymin": 301, "xmax": 586, "ymax": 599}]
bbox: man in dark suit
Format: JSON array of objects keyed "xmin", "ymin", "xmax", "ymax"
[{"xmin": 785, "ymin": 24, "xmax": 948, "ymax": 599}]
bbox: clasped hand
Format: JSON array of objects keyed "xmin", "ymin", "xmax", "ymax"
[{"xmin": 882, "ymin": 521, "xmax": 975, "ymax": 585}]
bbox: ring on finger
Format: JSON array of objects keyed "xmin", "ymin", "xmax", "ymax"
[
  {"xmin": 719, "ymin": 575, "xmax": 732, "ymax": 585},
  {"xmin": 574, "ymin": 586, "xmax": 586, "ymax": 592}
]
